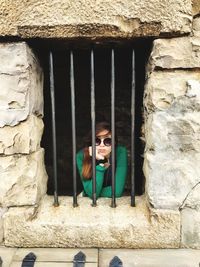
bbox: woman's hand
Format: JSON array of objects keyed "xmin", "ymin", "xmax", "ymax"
[{"xmin": 89, "ymin": 146, "xmax": 104, "ymax": 160}]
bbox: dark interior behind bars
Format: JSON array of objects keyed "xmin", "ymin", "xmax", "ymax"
[{"xmin": 31, "ymin": 40, "xmax": 152, "ymax": 198}]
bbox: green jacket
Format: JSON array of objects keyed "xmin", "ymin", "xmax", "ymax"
[{"xmin": 76, "ymin": 145, "xmax": 127, "ymax": 199}]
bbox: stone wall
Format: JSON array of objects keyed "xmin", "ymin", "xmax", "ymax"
[
  {"xmin": 0, "ymin": 42, "xmax": 47, "ymax": 244},
  {"xmin": 143, "ymin": 26, "xmax": 200, "ymax": 247}
]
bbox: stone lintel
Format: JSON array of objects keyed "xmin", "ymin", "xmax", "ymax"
[
  {"xmin": 0, "ymin": 0, "xmax": 192, "ymax": 37},
  {"xmin": 3, "ymin": 195, "xmax": 180, "ymax": 248}
]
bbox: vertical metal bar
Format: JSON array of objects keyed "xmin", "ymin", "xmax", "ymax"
[
  {"xmin": 111, "ymin": 49, "xmax": 116, "ymax": 208},
  {"xmin": 91, "ymin": 49, "xmax": 97, "ymax": 206},
  {"xmin": 131, "ymin": 49, "xmax": 136, "ymax": 207},
  {"xmin": 49, "ymin": 51, "xmax": 59, "ymax": 207},
  {"xmin": 70, "ymin": 51, "xmax": 78, "ymax": 207}
]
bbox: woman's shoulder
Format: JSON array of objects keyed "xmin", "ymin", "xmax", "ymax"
[
  {"xmin": 76, "ymin": 149, "xmax": 84, "ymax": 159},
  {"xmin": 116, "ymin": 145, "xmax": 127, "ymax": 153}
]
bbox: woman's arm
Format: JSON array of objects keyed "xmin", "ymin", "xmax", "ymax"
[
  {"xmin": 76, "ymin": 150, "xmax": 106, "ymax": 199},
  {"xmin": 100, "ymin": 146, "xmax": 128, "ymax": 197}
]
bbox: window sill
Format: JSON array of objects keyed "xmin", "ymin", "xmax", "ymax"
[{"xmin": 3, "ymin": 195, "xmax": 180, "ymax": 248}]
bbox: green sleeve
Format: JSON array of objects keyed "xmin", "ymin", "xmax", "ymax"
[
  {"xmin": 100, "ymin": 146, "xmax": 128, "ymax": 198},
  {"xmin": 76, "ymin": 150, "xmax": 107, "ymax": 199}
]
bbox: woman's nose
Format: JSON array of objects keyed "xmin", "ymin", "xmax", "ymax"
[{"xmin": 99, "ymin": 140, "xmax": 105, "ymax": 146}]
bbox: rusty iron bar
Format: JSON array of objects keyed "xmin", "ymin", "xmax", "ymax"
[
  {"xmin": 131, "ymin": 49, "xmax": 136, "ymax": 207},
  {"xmin": 70, "ymin": 51, "xmax": 78, "ymax": 207},
  {"xmin": 49, "ymin": 51, "xmax": 59, "ymax": 207},
  {"xmin": 21, "ymin": 252, "xmax": 36, "ymax": 267},
  {"xmin": 91, "ymin": 49, "xmax": 97, "ymax": 206},
  {"xmin": 111, "ymin": 48, "xmax": 116, "ymax": 208}
]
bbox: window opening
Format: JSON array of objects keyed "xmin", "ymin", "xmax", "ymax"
[{"xmin": 38, "ymin": 40, "xmax": 152, "ymax": 207}]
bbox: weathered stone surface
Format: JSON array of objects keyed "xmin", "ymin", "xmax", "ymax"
[
  {"xmin": 181, "ymin": 183, "xmax": 200, "ymax": 210},
  {"xmin": 0, "ymin": 0, "xmax": 192, "ymax": 38},
  {"xmin": 181, "ymin": 208, "xmax": 200, "ymax": 249},
  {"xmin": 148, "ymin": 37, "xmax": 200, "ymax": 70},
  {"xmin": 193, "ymin": 17, "xmax": 200, "ymax": 37},
  {"xmin": 0, "ymin": 208, "xmax": 6, "ymax": 243},
  {"xmin": 192, "ymin": 0, "xmax": 200, "ymax": 16},
  {"xmin": 0, "ymin": 247, "xmax": 17, "ymax": 267},
  {"xmin": 144, "ymin": 149, "xmax": 200, "ymax": 209},
  {"xmin": 144, "ymin": 72, "xmax": 200, "ymax": 209},
  {"xmin": 0, "ymin": 42, "xmax": 43, "ymax": 127},
  {"xmin": 0, "ymin": 115, "xmax": 43, "ymax": 155},
  {"xmin": 3, "ymin": 196, "xmax": 180, "ymax": 248},
  {"xmin": 144, "ymin": 71, "xmax": 200, "ymax": 111},
  {"xmin": 99, "ymin": 249, "xmax": 200, "ymax": 267},
  {"xmin": 0, "ymin": 149, "xmax": 47, "ymax": 207},
  {"xmin": 180, "ymin": 183, "xmax": 200, "ymax": 248}
]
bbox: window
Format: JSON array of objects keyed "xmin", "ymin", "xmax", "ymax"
[{"xmin": 33, "ymin": 39, "xmax": 153, "ymax": 206}]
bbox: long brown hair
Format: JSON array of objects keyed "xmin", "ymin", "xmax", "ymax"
[{"xmin": 82, "ymin": 121, "xmax": 111, "ymax": 179}]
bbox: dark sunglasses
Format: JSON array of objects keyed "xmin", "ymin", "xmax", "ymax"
[{"xmin": 95, "ymin": 137, "xmax": 112, "ymax": 146}]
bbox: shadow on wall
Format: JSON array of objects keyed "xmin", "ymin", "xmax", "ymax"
[{"xmin": 31, "ymin": 39, "xmax": 153, "ymax": 196}]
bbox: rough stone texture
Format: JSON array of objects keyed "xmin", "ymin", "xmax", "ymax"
[
  {"xmin": 180, "ymin": 183, "xmax": 200, "ymax": 249},
  {"xmin": 144, "ymin": 71, "xmax": 200, "ymax": 209},
  {"xmin": 147, "ymin": 37, "xmax": 200, "ymax": 71},
  {"xmin": 3, "ymin": 196, "xmax": 180, "ymax": 248},
  {"xmin": 99, "ymin": 249, "xmax": 200, "ymax": 267},
  {"xmin": 181, "ymin": 208, "xmax": 200, "ymax": 249},
  {"xmin": 192, "ymin": 0, "xmax": 200, "ymax": 16},
  {"xmin": 144, "ymin": 71, "xmax": 200, "ymax": 111},
  {"xmin": 193, "ymin": 17, "xmax": 200, "ymax": 37},
  {"xmin": 0, "ymin": 208, "xmax": 6, "ymax": 244},
  {"xmin": 0, "ymin": 42, "xmax": 43, "ymax": 127},
  {"xmin": 0, "ymin": 115, "xmax": 43, "ymax": 155},
  {"xmin": 0, "ymin": 247, "xmax": 17, "ymax": 267},
  {"xmin": 0, "ymin": 149, "xmax": 47, "ymax": 207},
  {"xmin": 0, "ymin": 0, "xmax": 192, "ymax": 38}
]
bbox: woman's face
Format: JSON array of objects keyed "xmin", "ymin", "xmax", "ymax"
[{"xmin": 96, "ymin": 129, "xmax": 112, "ymax": 157}]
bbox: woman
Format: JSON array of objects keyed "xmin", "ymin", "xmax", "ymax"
[{"xmin": 76, "ymin": 121, "xmax": 127, "ymax": 199}]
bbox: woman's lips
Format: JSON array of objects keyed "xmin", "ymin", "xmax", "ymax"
[{"xmin": 98, "ymin": 149, "xmax": 106, "ymax": 153}]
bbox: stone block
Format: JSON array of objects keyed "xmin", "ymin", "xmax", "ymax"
[
  {"xmin": 0, "ymin": 208, "xmax": 6, "ymax": 244},
  {"xmin": 144, "ymin": 71, "xmax": 200, "ymax": 209},
  {"xmin": 0, "ymin": 115, "xmax": 43, "ymax": 155},
  {"xmin": 181, "ymin": 183, "xmax": 200, "ymax": 210},
  {"xmin": 0, "ymin": 42, "xmax": 43, "ymax": 127},
  {"xmin": 181, "ymin": 183, "xmax": 200, "ymax": 248},
  {"xmin": 181, "ymin": 208, "xmax": 200, "ymax": 249},
  {"xmin": 99, "ymin": 249, "xmax": 200, "ymax": 267},
  {"xmin": 192, "ymin": 0, "xmax": 200, "ymax": 16},
  {"xmin": 0, "ymin": 148, "xmax": 47, "ymax": 207},
  {"xmin": 148, "ymin": 37, "xmax": 200, "ymax": 70},
  {"xmin": 0, "ymin": 247, "xmax": 17, "ymax": 267},
  {"xmin": 193, "ymin": 17, "xmax": 200, "ymax": 37},
  {"xmin": 144, "ymin": 71, "xmax": 200, "ymax": 111},
  {"xmin": 3, "ymin": 196, "xmax": 180, "ymax": 248},
  {"xmin": 144, "ymin": 149, "xmax": 200, "ymax": 209},
  {"xmin": 0, "ymin": 0, "xmax": 192, "ymax": 37}
]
